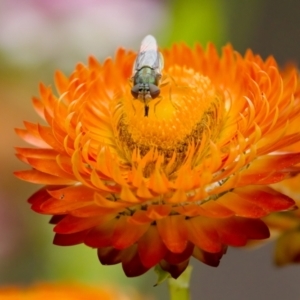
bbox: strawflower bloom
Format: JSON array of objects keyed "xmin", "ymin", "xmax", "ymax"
[
  {"xmin": 0, "ymin": 282, "xmax": 135, "ymax": 300},
  {"xmin": 15, "ymin": 38, "xmax": 300, "ymax": 279}
]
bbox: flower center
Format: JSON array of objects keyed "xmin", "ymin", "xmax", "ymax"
[{"xmin": 113, "ymin": 66, "xmax": 224, "ymax": 167}]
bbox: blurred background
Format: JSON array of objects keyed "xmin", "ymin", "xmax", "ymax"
[{"xmin": 1, "ymin": 0, "xmax": 300, "ymax": 299}]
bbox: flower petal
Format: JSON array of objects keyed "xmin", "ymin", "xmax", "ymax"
[
  {"xmin": 164, "ymin": 242, "xmax": 194, "ymax": 265},
  {"xmin": 121, "ymin": 245, "xmax": 149, "ymax": 277},
  {"xmin": 84, "ymin": 218, "xmax": 117, "ymax": 248},
  {"xmin": 14, "ymin": 170, "xmax": 74, "ymax": 185},
  {"xmin": 53, "ymin": 230, "xmax": 89, "ymax": 246},
  {"xmin": 186, "ymin": 217, "xmax": 222, "ymax": 253},
  {"xmin": 159, "ymin": 259, "xmax": 190, "ymax": 279},
  {"xmin": 54, "ymin": 215, "xmax": 106, "ymax": 234},
  {"xmin": 137, "ymin": 225, "xmax": 167, "ymax": 268},
  {"xmin": 112, "ymin": 217, "xmax": 149, "ymax": 249},
  {"xmin": 192, "ymin": 246, "xmax": 225, "ymax": 267},
  {"xmin": 157, "ymin": 215, "xmax": 188, "ymax": 253},
  {"xmin": 215, "ymin": 217, "xmax": 270, "ymax": 246},
  {"xmin": 98, "ymin": 247, "xmax": 123, "ymax": 265}
]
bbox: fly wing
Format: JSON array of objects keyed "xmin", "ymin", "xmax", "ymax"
[{"xmin": 133, "ymin": 35, "xmax": 163, "ymax": 74}]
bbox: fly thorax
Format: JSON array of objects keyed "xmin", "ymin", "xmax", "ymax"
[{"xmin": 134, "ymin": 67, "xmax": 158, "ymax": 85}]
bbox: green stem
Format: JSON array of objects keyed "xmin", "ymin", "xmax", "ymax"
[{"xmin": 168, "ymin": 265, "xmax": 192, "ymax": 300}]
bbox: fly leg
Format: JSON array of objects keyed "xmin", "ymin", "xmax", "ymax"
[
  {"xmin": 153, "ymin": 97, "xmax": 162, "ymax": 116},
  {"xmin": 144, "ymin": 105, "xmax": 149, "ymax": 117}
]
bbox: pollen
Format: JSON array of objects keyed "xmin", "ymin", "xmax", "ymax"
[{"xmin": 114, "ymin": 66, "xmax": 224, "ymax": 165}]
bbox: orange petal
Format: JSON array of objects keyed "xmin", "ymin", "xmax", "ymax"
[
  {"xmin": 234, "ymin": 186, "xmax": 295, "ymax": 213},
  {"xmin": 90, "ymin": 169, "xmax": 119, "ymax": 193},
  {"xmin": 94, "ymin": 193, "xmax": 131, "ymax": 209},
  {"xmin": 167, "ymin": 189, "xmax": 187, "ymax": 203},
  {"xmin": 40, "ymin": 198, "xmax": 92, "ymax": 214},
  {"xmin": 14, "ymin": 170, "xmax": 75, "ymax": 185},
  {"xmin": 48, "ymin": 185, "xmax": 94, "ymax": 201},
  {"xmin": 71, "ymin": 205, "xmax": 123, "ymax": 217},
  {"xmin": 214, "ymin": 217, "xmax": 270, "ymax": 246},
  {"xmin": 128, "ymin": 210, "xmax": 152, "ymax": 225},
  {"xmin": 54, "ymin": 215, "xmax": 105, "ymax": 234},
  {"xmin": 112, "ymin": 217, "xmax": 149, "ymax": 249},
  {"xmin": 148, "ymin": 165, "xmax": 169, "ymax": 194},
  {"xmin": 201, "ymin": 201, "xmax": 234, "ymax": 218},
  {"xmin": 15, "ymin": 147, "xmax": 57, "ymax": 159},
  {"xmin": 136, "ymin": 180, "xmax": 154, "ymax": 198},
  {"xmin": 137, "ymin": 225, "xmax": 167, "ymax": 268},
  {"xmin": 56, "ymin": 154, "xmax": 75, "ymax": 176},
  {"xmin": 32, "ymin": 97, "xmax": 45, "ymax": 119},
  {"xmin": 15, "ymin": 127, "xmax": 49, "ymax": 148},
  {"xmin": 26, "ymin": 157, "xmax": 75, "ymax": 180},
  {"xmin": 164, "ymin": 242, "xmax": 194, "ymax": 264},
  {"xmin": 37, "ymin": 124, "xmax": 65, "ymax": 152},
  {"xmin": 239, "ymin": 153, "xmax": 300, "ymax": 183},
  {"xmin": 84, "ymin": 218, "xmax": 118, "ymax": 248},
  {"xmin": 55, "ymin": 70, "xmax": 70, "ymax": 94},
  {"xmin": 157, "ymin": 215, "xmax": 188, "ymax": 253},
  {"xmin": 28, "ymin": 186, "xmax": 54, "ymax": 205},
  {"xmin": 174, "ymin": 202, "xmax": 234, "ymax": 218},
  {"xmin": 27, "ymin": 186, "xmax": 59, "ymax": 212},
  {"xmin": 119, "ymin": 186, "xmax": 140, "ymax": 203},
  {"xmin": 217, "ymin": 192, "xmax": 267, "ymax": 218},
  {"xmin": 186, "ymin": 217, "xmax": 222, "ymax": 253},
  {"xmin": 146, "ymin": 204, "xmax": 172, "ymax": 220}
]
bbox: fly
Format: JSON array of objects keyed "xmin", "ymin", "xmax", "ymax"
[{"xmin": 131, "ymin": 35, "xmax": 164, "ymax": 117}]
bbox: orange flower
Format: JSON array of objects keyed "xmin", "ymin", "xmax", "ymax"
[
  {"xmin": 15, "ymin": 39, "xmax": 300, "ymax": 279},
  {"xmin": 0, "ymin": 282, "xmax": 133, "ymax": 299}
]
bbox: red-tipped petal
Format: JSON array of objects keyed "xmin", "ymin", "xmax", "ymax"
[
  {"xmin": 186, "ymin": 217, "xmax": 223, "ymax": 253},
  {"xmin": 98, "ymin": 247, "xmax": 123, "ymax": 265},
  {"xmin": 84, "ymin": 218, "xmax": 117, "ymax": 248},
  {"xmin": 157, "ymin": 215, "xmax": 188, "ymax": 253},
  {"xmin": 215, "ymin": 217, "xmax": 270, "ymax": 246},
  {"xmin": 159, "ymin": 259, "xmax": 190, "ymax": 279},
  {"xmin": 53, "ymin": 230, "xmax": 88, "ymax": 246},
  {"xmin": 54, "ymin": 215, "xmax": 104, "ymax": 234},
  {"xmin": 193, "ymin": 246, "xmax": 226, "ymax": 267},
  {"xmin": 164, "ymin": 242, "xmax": 194, "ymax": 265},
  {"xmin": 235, "ymin": 186, "xmax": 295, "ymax": 213},
  {"xmin": 40, "ymin": 198, "xmax": 92, "ymax": 214},
  {"xmin": 112, "ymin": 217, "xmax": 149, "ymax": 249},
  {"xmin": 138, "ymin": 225, "xmax": 167, "ymax": 268},
  {"xmin": 121, "ymin": 245, "xmax": 149, "ymax": 277}
]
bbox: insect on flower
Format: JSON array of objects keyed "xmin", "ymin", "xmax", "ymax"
[
  {"xmin": 14, "ymin": 36, "xmax": 300, "ymax": 280},
  {"xmin": 131, "ymin": 35, "xmax": 164, "ymax": 117}
]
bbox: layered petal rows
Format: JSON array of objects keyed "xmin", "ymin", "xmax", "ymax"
[{"xmin": 15, "ymin": 41, "xmax": 300, "ymax": 278}]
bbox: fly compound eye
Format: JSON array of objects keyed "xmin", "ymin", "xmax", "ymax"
[
  {"xmin": 131, "ymin": 85, "xmax": 140, "ymax": 98},
  {"xmin": 149, "ymin": 84, "xmax": 160, "ymax": 99}
]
